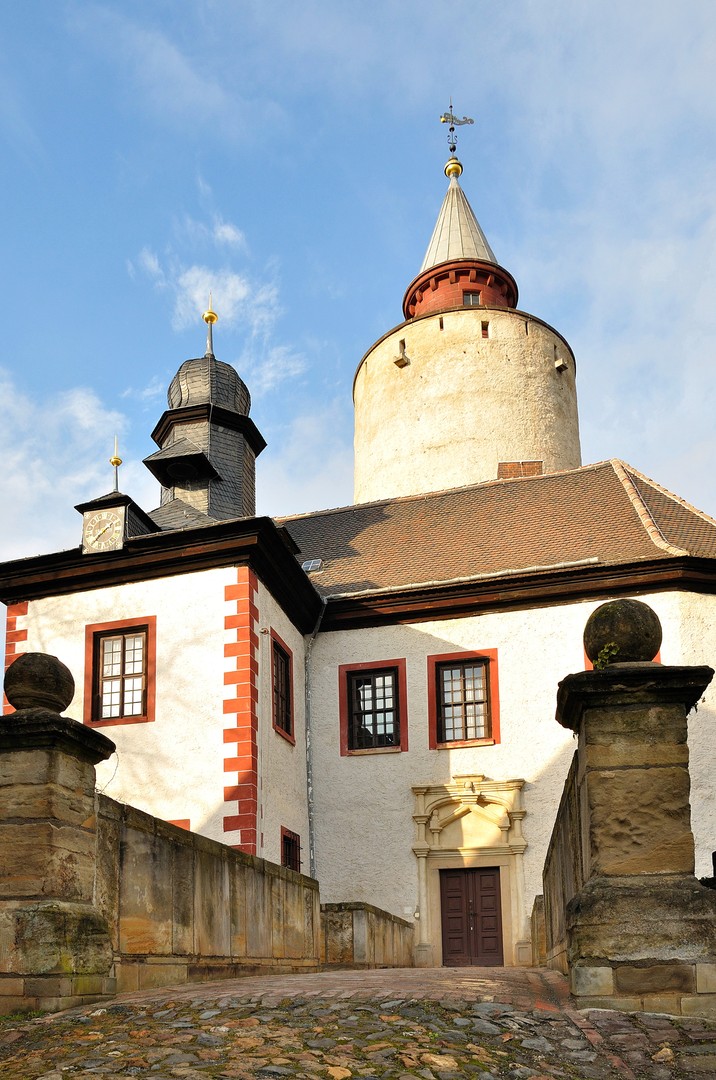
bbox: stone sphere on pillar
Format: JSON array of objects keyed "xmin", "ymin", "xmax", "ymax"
[
  {"xmin": 584, "ymin": 599, "xmax": 663, "ymax": 666},
  {"xmin": 3, "ymin": 652, "xmax": 75, "ymax": 713}
]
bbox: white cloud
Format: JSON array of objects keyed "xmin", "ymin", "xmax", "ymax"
[
  {"xmin": 137, "ymin": 247, "xmax": 164, "ymax": 282},
  {"xmin": 121, "ymin": 375, "xmax": 166, "ymax": 404},
  {"xmin": 240, "ymin": 344, "xmax": 307, "ymax": 397},
  {"xmin": 170, "ymin": 263, "xmax": 279, "ymax": 336},
  {"xmin": 256, "ymin": 404, "xmax": 354, "ymax": 519},
  {"xmin": 213, "ymin": 219, "xmax": 246, "ymax": 249},
  {"xmin": 68, "ymin": 6, "xmax": 248, "ymax": 141},
  {"xmin": 0, "ymin": 369, "xmax": 128, "ymax": 561}
]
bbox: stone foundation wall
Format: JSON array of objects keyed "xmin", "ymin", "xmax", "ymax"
[{"xmin": 321, "ymin": 903, "xmax": 414, "ymax": 969}]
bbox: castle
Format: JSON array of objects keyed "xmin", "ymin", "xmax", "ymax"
[{"xmin": 3, "ymin": 131, "xmax": 715, "ymax": 969}]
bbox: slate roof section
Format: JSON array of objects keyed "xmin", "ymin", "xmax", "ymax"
[
  {"xmin": 150, "ymin": 498, "xmax": 221, "ymax": 531},
  {"xmin": 420, "ymin": 174, "xmax": 498, "ymax": 273},
  {"xmin": 279, "ymin": 461, "xmax": 716, "ymax": 598}
]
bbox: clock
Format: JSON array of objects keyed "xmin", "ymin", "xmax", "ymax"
[{"xmin": 82, "ymin": 506, "xmax": 126, "ymax": 554}]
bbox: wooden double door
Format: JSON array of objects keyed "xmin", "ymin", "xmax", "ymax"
[{"xmin": 440, "ymin": 867, "xmax": 504, "ymax": 966}]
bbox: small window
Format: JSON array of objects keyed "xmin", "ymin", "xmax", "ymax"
[
  {"xmin": 427, "ymin": 650, "xmax": 500, "ymax": 749},
  {"xmin": 481, "ymin": 320, "xmax": 490, "ymax": 338},
  {"xmin": 338, "ymin": 659, "xmax": 408, "ymax": 754},
  {"xmin": 84, "ymin": 617, "xmax": 156, "ymax": 726},
  {"xmin": 281, "ymin": 827, "xmax": 301, "ymax": 872},
  {"xmin": 271, "ymin": 631, "xmax": 294, "ymax": 742},
  {"xmin": 301, "ymin": 558, "xmax": 323, "ymax": 572},
  {"xmin": 464, "ymin": 291, "xmax": 482, "ymax": 306}
]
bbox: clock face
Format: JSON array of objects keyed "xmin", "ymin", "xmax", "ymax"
[{"xmin": 83, "ymin": 508, "xmax": 124, "ymax": 553}]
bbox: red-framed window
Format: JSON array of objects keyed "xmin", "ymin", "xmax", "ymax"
[
  {"xmin": 338, "ymin": 658, "xmax": 408, "ymax": 755},
  {"xmin": 281, "ymin": 827, "xmax": 301, "ymax": 872},
  {"xmin": 427, "ymin": 649, "xmax": 500, "ymax": 749},
  {"xmin": 271, "ymin": 629, "xmax": 294, "ymax": 743},
  {"xmin": 83, "ymin": 616, "xmax": 156, "ymax": 727}
]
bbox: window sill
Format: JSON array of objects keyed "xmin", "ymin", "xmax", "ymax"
[
  {"xmin": 273, "ymin": 723, "xmax": 296, "ymax": 746},
  {"xmin": 86, "ymin": 715, "xmax": 154, "ymax": 727},
  {"xmin": 433, "ymin": 737, "xmax": 496, "ymax": 749},
  {"xmin": 345, "ymin": 745, "xmax": 404, "ymax": 756}
]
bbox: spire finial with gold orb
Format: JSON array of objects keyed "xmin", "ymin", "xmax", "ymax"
[
  {"xmin": 203, "ymin": 292, "xmax": 218, "ymax": 358},
  {"xmin": 110, "ymin": 435, "xmax": 122, "ymax": 493},
  {"xmin": 439, "ymin": 99, "xmax": 472, "ymax": 179}
]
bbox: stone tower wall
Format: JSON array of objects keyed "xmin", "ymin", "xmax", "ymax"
[{"xmin": 353, "ymin": 307, "xmax": 581, "ymax": 503}]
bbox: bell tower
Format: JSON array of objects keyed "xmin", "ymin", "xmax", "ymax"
[
  {"xmin": 353, "ymin": 110, "xmax": 581, "ymax": 504},
  {"xmin": 144, "ymin": 302, "xmax": 266, "ymax": 526}
]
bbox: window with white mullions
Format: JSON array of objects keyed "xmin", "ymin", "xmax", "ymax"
[
  {"xmin": 437, "ymin": 660, "xmax": 489, "ymax": 742},
  {"xmin": 97, "ymin": 630, "xmax": 147, "ymax": 719},
  {"xmin": 348, "ymin": 668, "xmax": 399, "ymax": 749}
]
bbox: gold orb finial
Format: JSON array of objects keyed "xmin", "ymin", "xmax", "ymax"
[
  {"xmin": 110, "ymin": 435, "xmax": 122, "ymax": 492},
  {"xmin": 445, "ymin": 155, "xmax": 463, "ymax": 179},
  {"xmin": 202, "ymin": 292, "xmax": 218, "ymax": 357},
  {"xmin": 203, "ymin": 291, "xmax": 218, "ymax": 325}
]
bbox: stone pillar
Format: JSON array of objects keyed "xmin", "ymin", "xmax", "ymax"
[
  {"xmin": 555, "ymin": 600, "xmax": 716, "ymax": 1017},
  {"xmin": 0, "ymin": 653, "xmax": 116, "ymax": 1014}
]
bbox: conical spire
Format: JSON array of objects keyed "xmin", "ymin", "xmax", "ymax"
[
  {"xmin": 420, "ymin": 158, "xmax": 497, "ymax": 273},
  {"xmin": 403, "ymin": 155, "xmax": 518, "ymax": 320}
]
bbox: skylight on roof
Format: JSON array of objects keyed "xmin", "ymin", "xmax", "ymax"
[{"xmin": 301, "ymin": 558, "xmax": 323, "ymax": 572}]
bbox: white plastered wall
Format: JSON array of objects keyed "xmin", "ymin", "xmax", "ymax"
[
  {"xmin": 23, "ymin": 568, "xmax": 231, "ymax": 840},
  {"xmin": 21, "ymin": 567, "xmax": 312, "ymax": 857},
  {"xmin": 254, "ymin": 580, "xmax": 310, "ymax": 871},
  {"xmin": 308, "ymin": 590, "xmax": 716, "ymax": 963}
]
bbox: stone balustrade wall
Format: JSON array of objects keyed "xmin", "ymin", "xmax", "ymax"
[
  {"xmin": 96, "ymin": 796, "xmax": 321, "ymax": 998},
  {"xmin": 321, "ymin": 902, "xmax": 414, "ymax": 969}
]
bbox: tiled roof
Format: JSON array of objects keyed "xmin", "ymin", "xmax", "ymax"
[{"xmin": 279, "ymin": 461, "xmax": 716, "ymax": 598}]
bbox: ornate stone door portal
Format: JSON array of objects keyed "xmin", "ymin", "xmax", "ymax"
[{"xmin": 413, "ymin": 775, "xmax": 529, "ymax": 967}]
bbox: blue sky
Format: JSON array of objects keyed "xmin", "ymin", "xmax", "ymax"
[{"xmin": 1, "ymin": 0, "xmax": 716, "ymax": 579}]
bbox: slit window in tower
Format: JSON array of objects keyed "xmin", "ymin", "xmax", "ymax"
[
  {"xmin": 481, "ymin": 321, "xmax": 490, "ymax": 339},
  {"xmin": 463, "ymin": 291, "xmax": 482, "ymax": 306}
]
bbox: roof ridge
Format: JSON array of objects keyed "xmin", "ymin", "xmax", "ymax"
[
  {"xmin": 278, "ymin": 462, "xmax": 617, "ymax": 526},
  {"xmin": 610, "ymin": 460, "xmax": 689, "ymax": 557},
  {"xmin": 620, "ymin": 460, "xmax": 716, "ymax": 529}
]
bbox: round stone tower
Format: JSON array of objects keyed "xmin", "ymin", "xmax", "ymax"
[{"xmin": 353, "ymin": 155, "xmax": 582, "ymax": 503}]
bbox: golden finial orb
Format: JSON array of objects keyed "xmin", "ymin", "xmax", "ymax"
[
  {"xmin": 203, "ymin": 291, "xmax": 218, "ymax": 326},
  {"xmin": 110, "ymin": 435, "xmax": 122, "ymax": 469},
  {"xmin": 444, "ymin": 156, "xmax": 463, "ymax": 179}
]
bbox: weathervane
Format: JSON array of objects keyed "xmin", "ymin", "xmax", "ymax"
[
  {"xmin": 110, "ymin": 435, "xmax": 122, "ymax": 493},
  {"xmin": 203, "ymin": 292, "xmax": 218, "ymax": 357},
  {"xmin": 440, "ymin": 100, "xmax": 474, "ymax": 155}
]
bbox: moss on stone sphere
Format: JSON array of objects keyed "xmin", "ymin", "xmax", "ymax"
[
  {"xmin": 584, "ymin": 599, "xmax": 662, "ymax": 666},
  {"xmin": 3, "ymin": 652, "xmax": 75, "ymax": 713}
]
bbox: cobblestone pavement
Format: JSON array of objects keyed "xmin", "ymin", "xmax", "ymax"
[{"xmin": 1, "ymin": 967, "xmax": 715, "ymax": 1080}]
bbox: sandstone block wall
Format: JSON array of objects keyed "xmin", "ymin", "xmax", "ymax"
[
  {"xmin": 544, "ymin": 662, "xmax": 716, "ymax": 1019},
  {"xmin": 96, "ymin": 796, "xmax": 321, "ymax": 995},
  {"xmin": 321, "ymin": 903, "xmax": 414, "ymax": 969}
]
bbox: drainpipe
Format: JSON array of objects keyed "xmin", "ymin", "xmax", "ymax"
[{"xmin": 304, "ymin": 597, "xmax": 327, "ymax": 879}]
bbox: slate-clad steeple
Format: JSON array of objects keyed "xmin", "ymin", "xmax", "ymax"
[{"xmin": 145, "ymin": 307, "xmax": 265, "ymax": 528}]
